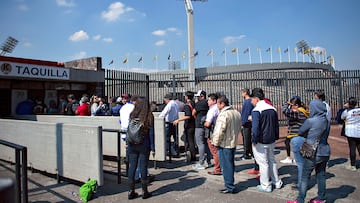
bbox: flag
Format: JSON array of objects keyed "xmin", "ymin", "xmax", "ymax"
[
  {"xmin": 277, "ymin": 47, "xmax": 281, "ymax": 53},
  {"xmin": 167, "ymin": 54, "xmax": 171, "ymax": 60},
  {"xmin": 284, "ymin": 48, "xmax": 288, "ymax": 53},
  {"xmin": 194, "ymin": 51, "xmax": 198, "ymax": 57},
  {"xmin": 231, "ymin": 48, "xmax": 238, "ymax": 53},
  {"xmin": 256, "ymin": 47, "xmax": 261, "ymax": 52},
  {"xmin": 293, "ymin": 47, "xmax": 297, "ymax": 53},
  {"xmin": 108, "ymin": 60, "xmax": 114, "ymax": 65},
  {"xmin": 266, "ymin": 47, "xmax": 271, "ymax": 52},
  {"xmin": 123, "ymin": 57, "xmax": 128, "ymax": 63},
  {"xmin": 138, "ymin": 56, "xmax": 143, "ymax": 62},
  {"xmin": 153, "ymin": 55, "xmax": 158, "ymax": 61},
  {"xmin": 181, "ymin": 52, "xmax": 186, "ymax": 59},
  {"xmin": 304, "ymin": 48, "xmax": 311, "ymax": 54},
  {"xmin": 207, "ymin": 49, "xmax": 213, "ymax": 56},
  {"xmin": 221, "ymin": 49, "xmax": 226, "ymax": 55},
  {"xmin": 243, "ymin": 48, "xmax": 249, "ymax": 54}
]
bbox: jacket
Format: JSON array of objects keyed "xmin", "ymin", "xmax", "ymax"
[
  {"xmin": 298, "ymin": 99, "xmax": 330, "ymax": 157},
  {"xmin": 211, "ymin": 106, "xmax": 241, "ymax": 148},
  {"xmin": 251, "ymin": 100, "xmax": 279, "ymax": 144},
  {"xmin": 282, "ymin": 103, "xmax": 309, "ymax": 138}
]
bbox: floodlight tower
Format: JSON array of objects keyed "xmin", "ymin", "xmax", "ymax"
[
  {"xmin": 0, "ymin": 36, "xmax": 19, "ymax": 56},
  {"xmin": 296, "ymin": 40, "xmax": 315, "ymax": 63},
  {"xmin": 183, "ymin": 0, "xmax": 207, "ymax": 82}
]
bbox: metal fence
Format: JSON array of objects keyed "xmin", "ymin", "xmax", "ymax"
[{"xmin": 105, "ymin": 69, "xmax": 360, "ymax": 125}]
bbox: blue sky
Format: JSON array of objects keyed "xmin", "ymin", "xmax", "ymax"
[{"xmin": 1, "ymin": 0, "xmax": 359, "ymax": 71}]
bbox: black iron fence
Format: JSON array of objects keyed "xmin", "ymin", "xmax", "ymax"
[{"xmin": 105, "ymin": 69, "xmax": 360, "ymax": 125}]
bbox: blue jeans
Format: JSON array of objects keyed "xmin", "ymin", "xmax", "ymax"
[
  {"xmin": 290, "ymin": 136, "xmax": 305, "ymax": 188},
  {"xmin": 128, "ymin": 143, "xmax": 150, "ymax": 182},
  {"xmin": 218, "ymin": 147, "xmax": 236, "ymax": 192},
  {"xmin": 296, "ymin": 156, "xmax": 329, "ymax": 203}
]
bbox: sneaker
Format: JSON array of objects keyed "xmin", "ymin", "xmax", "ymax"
[
  {"xmin": 193, "ymin": 163, "xmax": 205, "ymax": 170},
  {"xmin": 280, "ymin": 157, "xmax": 293, "ymax": 164},
  {"xmin": 256, "ymin": 185, "xmax": 272, "ymax": 193},
  {"xmin": 345, "ymin": 165, "xmax": 357, "ymax": 171},
  {"xmin": 286, "ymin": 200, "xmax": 299, "ymax": 203},
  {"xmin": 309, "ymin": 198, "xmax": 326, "ymax": 203},
  {"xmin": 275, "ymin": 180, "xmax": 283, "ymax": 189},
  {"xmin": 206, "ymin": 162, "xmax": 214, "ymax": 168},
  {"xmin": 248, "ymin": 169, "xmax": 260, "ymax": 175}
]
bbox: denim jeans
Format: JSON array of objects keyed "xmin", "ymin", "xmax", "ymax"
[
  {"xmin": 128, "ymin": 143, "xmax": 150, "ymax": 182},
  {"xmin": 290, "ymin": 136, "xmax": 305, "ymax": 188},
  {"xmin": 296, "ymin": 155, "xmax": 329, "ymax": 203},
  {"xmin": 217, "ymin": 147, "xmax": 236, "ymax": 192}
]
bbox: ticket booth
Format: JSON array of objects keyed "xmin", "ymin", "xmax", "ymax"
[{"xmin": 0, "ymin": 56, "xmax": 104, "ymax": 117}]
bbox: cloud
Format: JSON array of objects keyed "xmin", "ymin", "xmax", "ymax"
[
  {"xmin": 93, "ymin": 35, "xmax": 101, "ymax": 40},
  {"xmin": 311, "ymin": 46, "xmax": 327, "ymax": 54},
  {"xmin": 223, "ymin": 35, "xmax": 246, "ymax": 45},
  {"xmin": 72, "ymin": 51, "xmax": 86, "ymax": 59},
  {"xmin": 18, "ymin": 4, "xmax": 28, "ymax": 11},
  {"xmin": 101, "ymin": 2, "xmax": 133, "ymax": 22},
  {"xmin": 22, "ymin": 42, "xmax": 32, "ymax": 47},
  {"xmin": 69, "ymin": 30, "xmax": 89, "ymax": 42},
  {"xmin": 103, "ymin": 38, "xmax": 113, "ymax": 43},
  {"xmin": 152, "ymin": 27, "xmax": 181, "ymax": 37},
  {"xmin": 152, "ymin": 30, "xmax": 166, "ymax": 36},
  {"xmin": 155, "ymin": 40, "xmax": 165, "ymax": 46},
  {"xmin": 56, "ymin": 0, "xmax": 75, "ymax": 7}
]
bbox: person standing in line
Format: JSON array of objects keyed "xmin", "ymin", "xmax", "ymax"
[
  {"xmin": 204, "ymin": 93, "xmax": 221, "ymax": 175},
  {"xmin": 287, "ymin": 99, "xmax": 330, "ymax": 203},
  {"xmin": 241, "ymin": 88, "xmax": 260, "ymax": 178},
  {"xmin": 211, "ymin": 95, "xmax": 241, "ymax": 194},
  {"xmin": 192, "ymin": 90, "xmax": 211, "ymax": 170},
  {"xmin": 250, "ymin": 88, "xmax": 283, "ymax": 193},
  {"xmin": 120, "ymin": 94, "xmax": 135, "ymax": 139},
  {"xmin": 75, "ymin": 96, "xmax": 90, "ymax": 116},
  {"xmin": 173, "ymin": 91, "xmax": 196, "ymax": 162},
  {"xmin": 341, "ymin": 97, "xmax": 360, "ymax": 171},
  {"xmin": 282, "ymin": 96, "xmax": 309, "ymax": 190},
  {"xmin": 127, "ymin": 96, "xmax": 155, "ymax": 200},
  {"xmin": 159, "ymin": 93, "xmax": 179, "ymax": 156}
]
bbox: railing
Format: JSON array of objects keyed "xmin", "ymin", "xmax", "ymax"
[
  {"xmin": 0, "ymin": 139, "xmax": 28, "ymax": 203},
  {"xmin": 102, "ymin": 129, "xmax": 122, "ymax": 184}
]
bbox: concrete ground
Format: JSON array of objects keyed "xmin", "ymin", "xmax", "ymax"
[{"xmin": 1, "ymin": 125, "xmax": 359, "ymax": 203}]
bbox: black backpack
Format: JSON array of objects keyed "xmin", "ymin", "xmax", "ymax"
[{"xmin": 126, "ymin": 118, "xmax": 145, "ymax": 144}]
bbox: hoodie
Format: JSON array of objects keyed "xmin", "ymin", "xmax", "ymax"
[{"xmin": 298, "ymin": 99, "xmax": 330, "ymax": 157}]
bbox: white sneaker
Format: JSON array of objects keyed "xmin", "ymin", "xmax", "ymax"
[
  {"xmin": 192, "ymin": 163, "xmax": 205, "ymax": 170},
  {"xmin": 275, "ymin": 180, "xmax": 283, "ymax": 189},
  {"xmin": 280, "ymin": 157, "xmax": 293, "ymax": 164}
]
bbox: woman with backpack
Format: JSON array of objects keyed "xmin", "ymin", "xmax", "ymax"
[{"xmin": 127, "ymin": 96, "xmax": 155, "ymax": 200}]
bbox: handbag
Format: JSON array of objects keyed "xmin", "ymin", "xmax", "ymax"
[
  {"xmin": 299, "ymin": 141, "xmax": 317, "ymax": 159},
  {"xmin": 126, "ymin": 118, "xmax": 144, "ymax": 144}
]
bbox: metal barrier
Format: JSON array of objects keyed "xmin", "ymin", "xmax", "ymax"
[
  {"xmin": 102, "ymin": 129, "xmax": 122, "ymax": 184},
  {"xmin": 0, "ymin": 139, "xmax": 28, "ymax": 203}
]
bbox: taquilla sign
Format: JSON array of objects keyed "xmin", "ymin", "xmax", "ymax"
[{"xmin": 0, "ymin": 61, "xmax": 70, "ymax": 80}]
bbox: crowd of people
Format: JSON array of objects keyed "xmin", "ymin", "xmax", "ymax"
[{"xmin": 14, "ymin": 89, "xmax": 360, "ymax": 202}]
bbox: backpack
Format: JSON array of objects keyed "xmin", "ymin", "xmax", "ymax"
[
  {"xmin": 79, "ymin": 179, "xmax": 97, "ymax": 203},
  {"xmin": 126, "ymin": 118, "xmax": 145, "ymax": 144}
]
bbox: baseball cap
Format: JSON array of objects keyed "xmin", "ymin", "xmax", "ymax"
[
  {"xmin": 116, "ymin": 96, "xmax": 122, "ymax": 103},
  {"xmin": 195, "ymin": 90, "xmax": 206, "ymax": 97}
]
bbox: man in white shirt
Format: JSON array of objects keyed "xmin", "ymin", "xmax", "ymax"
[{"xmin": 159, "ymin": 93, "xmax": 179, "ymax": 156}]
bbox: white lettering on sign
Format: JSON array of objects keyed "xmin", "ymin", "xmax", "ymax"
[{"xmin": 0, "ymin": 61, "xmax": 70, "ymax": 80}]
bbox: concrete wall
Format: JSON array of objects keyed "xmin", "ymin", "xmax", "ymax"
[
  {"xmin": 0, "ymin": 119, "xmax": 104, "ymax": 185},
  {"xmin": 15, "ymin": 113, "xmax": 186, "ymax": 161}
]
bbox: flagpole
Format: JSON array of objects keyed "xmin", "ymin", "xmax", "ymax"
[
  {"xmin": 258, "ymin": 48, "xmax": 262, "ymax": 64},
  {"xmin": 270, "ymin": 46, "xmax": 273, "ymax": 64},
  {"xmin": 294, "ymin": 48, "xmax": 298, "ymax": 63},
  {"xmin": 278, "ymin": 47, "xmax": 282, "ymax": 63},
  {"xmin": 236, "ymin": 48, "xmax": 239, "ymax": 65},
  {"xmin": 211, "ymin": 50, "xmax": 214, "ymax": 67},
  {"xmin": 248, "ymin": 47, "xmax": 252, "ymax": 64},
  {"xmin": 302, "ymin": 48, "xmax": 305, "ymax": 63},
  {"xmin": 288, "ymin": 46, "xmax": 290, "ymax": 63},
  {"xmin": 224, "ymin": 48, "xmax": 227, "ymax": 66}
]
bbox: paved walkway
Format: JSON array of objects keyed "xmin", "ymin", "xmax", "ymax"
[{"xmin": 1, "ymin": 125, "xmax": 359, "ymax": 203}]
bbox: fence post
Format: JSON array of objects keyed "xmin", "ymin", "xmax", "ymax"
[
  {"xmin": 228, "ymin": 73, "xmax": 233, "ymax": 104},
  {"xmin": 284, "ymin": 71, "xmax": 289, "ymax": 99},
  {"xmin": 338, "ymin": 71, "xmax": 344, "ymax": 106}
]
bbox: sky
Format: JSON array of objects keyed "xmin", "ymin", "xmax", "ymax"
[{"xmin": 1, "ymin": 0, "xmax": 360, "ymax": 72}]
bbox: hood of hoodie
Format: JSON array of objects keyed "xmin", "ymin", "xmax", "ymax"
[{"xmin": 309, "ymin": 99, "xmax": 327, "ymax": 118}]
